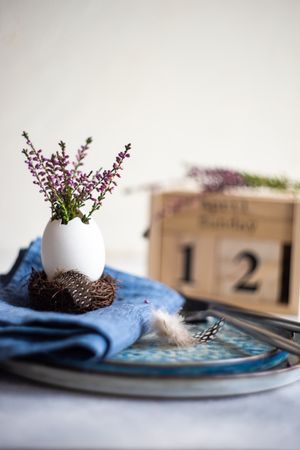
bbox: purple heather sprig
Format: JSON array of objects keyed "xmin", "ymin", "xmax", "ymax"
[
  {"xmin": 82, "ymin": 144, "xmax": 131, "ymax": 223},
  {"xmin": 186, "ymin": 167, "xmax": 246, "ymax": 192},
  {"xmin": 186, "ymin": 166, "xmax": 298, "ymax": 192},
  {"xmin": 73, "ymin": 137, "xmax": 92, "ymax": 172},
  {"xmin": 22, "ymin": 132, "xmax": 131, "ymax": 224}
]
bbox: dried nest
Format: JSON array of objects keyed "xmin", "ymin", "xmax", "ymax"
[{"xmin": 28, "ymin": 269, "xmax": 117, "ymax": 313}]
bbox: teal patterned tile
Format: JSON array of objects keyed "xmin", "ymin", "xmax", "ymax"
[
  {"xmin": 110, "ymin": 320, "xmax": 273, "ymax": 365},
  {"xmin": 87, "ymin": 319, "xmax": 289, "ymax": 376}
]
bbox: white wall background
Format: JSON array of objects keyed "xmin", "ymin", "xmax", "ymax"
[{"xmin": 0, "ymin": 0, "xmax": 300, "ymax": 270}]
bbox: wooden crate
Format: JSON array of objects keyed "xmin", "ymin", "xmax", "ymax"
[{"xmin": 148, "ymin": 191, "xmax": 300, "ymax": 315}]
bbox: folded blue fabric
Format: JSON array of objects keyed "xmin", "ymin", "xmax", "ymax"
[{"xmin": 0, "ymin": 239, "xmax": 184, "ymax": 363}]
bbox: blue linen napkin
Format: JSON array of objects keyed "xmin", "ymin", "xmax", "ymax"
[{"xmin": 0, "ymin": 239, "xmax": 184, "ymax": 363}]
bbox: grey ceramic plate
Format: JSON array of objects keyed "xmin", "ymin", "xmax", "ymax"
[
  {"xmin": 2, "ymin": 355, "xmax": 300, "ymax": 398},
  {"xmin": 2, "ymin": 321, "xmax": 300, "ymax": 397}
]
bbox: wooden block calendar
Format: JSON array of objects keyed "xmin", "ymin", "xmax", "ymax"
[{"xmin": 148, "ymin": 191, "xmax": 300, "ymax": 315}]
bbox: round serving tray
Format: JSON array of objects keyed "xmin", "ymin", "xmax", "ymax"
[
  {"xmin": 2, "ymin": 356, "xmax": 300, "ymax": 398},
  {"xmin": 3, "ymin": 320, "xmax": 300, "ymax": 397}
]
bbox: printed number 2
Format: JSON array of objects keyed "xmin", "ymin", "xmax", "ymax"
[{"xmin": 233, "ymin": 251, "xmax": 261, "ymax": 292}]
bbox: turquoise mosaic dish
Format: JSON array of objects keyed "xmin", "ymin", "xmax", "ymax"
[{"xmin": 84, "ymin": 319, "xmax": 289, "ymax": 377}]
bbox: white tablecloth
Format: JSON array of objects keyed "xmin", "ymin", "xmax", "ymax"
[{"xmin": 0, "ymin": 371, "xmax": 299, "ymax": 449}]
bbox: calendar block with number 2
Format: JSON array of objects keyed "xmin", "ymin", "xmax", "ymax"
[{"xmin": 148, "ymin": 191, "xmax": 300, "ymax": 315}]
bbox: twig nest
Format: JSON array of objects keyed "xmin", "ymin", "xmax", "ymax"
[{"xmin": 28, "ymin": 269, "xmax": 117, "ymax": 313}]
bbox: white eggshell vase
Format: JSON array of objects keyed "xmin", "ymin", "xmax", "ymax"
[{"xmin": 41, "ymin": 217, "xmax": 105, "ymax": 281}]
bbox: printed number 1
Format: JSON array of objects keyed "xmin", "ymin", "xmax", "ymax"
[
  {"xmin": 181, "ymin": 244, "xmax": 194, "ymax": 282},
  {"xmin": 233, "ymin": 251, "xmax": 261, "ymax": 292}
]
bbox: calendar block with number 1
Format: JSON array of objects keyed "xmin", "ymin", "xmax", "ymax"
[{"xmin": 148, "ymin": 191, "xmax": 300, "ymax": 315}]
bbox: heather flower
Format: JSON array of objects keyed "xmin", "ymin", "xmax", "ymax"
[
  {"xmin": 22, "ymin": 132, "xmax": 131, "ymax": 224},
  {"xmin": 186, "ymin": 165, "xmax": 297, "ymax": 193},
  {"xmin": 186, "ymin": 167, "xmax": 246, "ymax": 192}
]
